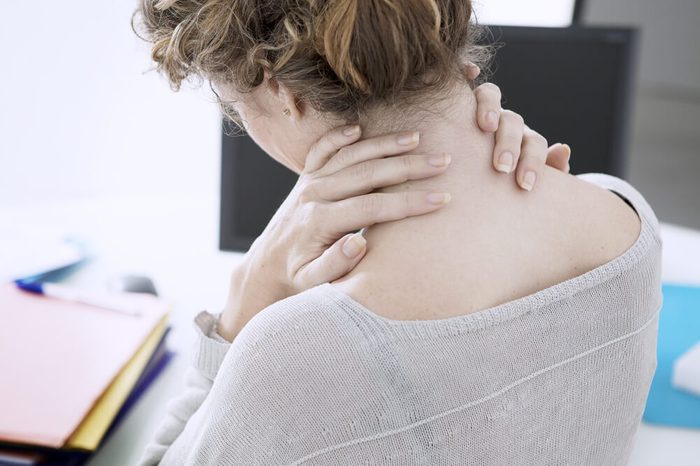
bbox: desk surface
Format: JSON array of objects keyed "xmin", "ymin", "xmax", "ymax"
[{"xmin": 2, "ymin": 194, "xmax": 699, "ymax": 465}]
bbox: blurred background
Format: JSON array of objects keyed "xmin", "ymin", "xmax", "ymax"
[
  {"xmin": 2, "ymin": 0, "xmax": 699, "ymax": 226},
  {"xmin": 1, "ymin": 0, "xmax": 699, "ymax": 226},
  {"xmin": 1, "ymin": 1, "xmax": 698, "ymax": 465}
]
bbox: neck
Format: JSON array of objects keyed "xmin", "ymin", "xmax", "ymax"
[{"xmin": 358, "ymin": 81, "xmax": 497, "ymax": 198}]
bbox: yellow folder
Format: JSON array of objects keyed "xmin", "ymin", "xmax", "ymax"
[
  {"xmin": 65, "ymin": 314, "xmax": 170, "ymax": 450},
  {"xmin": 0, "ymin": 284, "xmax": 171, "ymax": 449}
]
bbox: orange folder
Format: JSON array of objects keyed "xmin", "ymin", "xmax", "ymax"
[{"xmin": 0, "ymin": 283, "xmax": 170, "ymax": 449}]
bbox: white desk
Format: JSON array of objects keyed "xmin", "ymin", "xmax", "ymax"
[{"xmin": 2, "ymin": 195, "xmax": 699, "ymax": 465}]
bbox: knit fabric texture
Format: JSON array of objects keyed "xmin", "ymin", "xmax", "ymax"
[{"xmin": 138, "ymin": 173, "xmax": 663, "ymax": 465}]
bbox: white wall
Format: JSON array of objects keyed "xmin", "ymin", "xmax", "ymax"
[
  {"xmin": 0, "ymin": 1, "xmax": 221, "ymax": 207},
  {"xmin": 584, "ymin": 0, "xmax": 700, "ymax": 97},
  {"xmin": 1, "ymin": 0, "xmax": 697, "ymax": 208}
]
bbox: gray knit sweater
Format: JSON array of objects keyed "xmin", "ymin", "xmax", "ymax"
[{"xmin": 138, "ymin": 173, "xmax": 662, "ymax": 465}]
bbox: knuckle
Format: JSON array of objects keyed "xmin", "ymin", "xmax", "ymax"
[
  {"xmin": 322, "ymin": 130, "xmax": 344, "ymax": 149},
  {"xmin": 360, "ymin": 193, "xmax": 382, "ymax": 216},
  {"xmin": 476, "ymin": 82, "xmax": 499, "ymax": 95},
  {"xmin": 307, "ymin": 138, "xmax": 321, "ymax": 156},
  {"xmin": 308, "ymin": 138, "xmax": 327, "ymax": 160},
  {"xmin": 403, "ymin": 191, "xmax": 412, "ymax": 212},
  {"xmin": 401, "ymin": 154, "xmax": 414, "ymax": 172},
  {"xmin": 352, "ymin": 160, "xmax": 375, "ymax": 181},
  {"xmin": 503, "ymin": 110, "xmax": 524, "ymax": 127},
  {"xmin": 334, "ymin": 146, "xmax": 354, "ymax": 166},
  {"xmin": 526, "ymin": 130, "xmax": 548, "ymax": 149},
  {"xmin": 304, "ymin": 201, "xmax": 323, "ymax": 223},
  {"xmin": 383, "ymin": 137, "xmax": 398, "ymax": 153},
  {"xmin": 374, "ymin": 136, "xmax": 397, "ymax": 156},
  {"xmin": 299, "ymin": 179, "xmax": 321, "ymax": 203},
  {"xmin": 535, "ymin": 133, "xmax": 548, "ymax": 148},
  {"xmin": 536, "ymin": 137, "xmax": 548, "ymax": 150}
]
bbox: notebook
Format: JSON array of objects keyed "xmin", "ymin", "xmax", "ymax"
[{"xmin": 0, "ymin": 283, "xmax": 171, "ymax": 448}]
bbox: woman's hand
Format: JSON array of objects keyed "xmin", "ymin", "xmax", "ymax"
[
  {"xmin": 474, "ymin": 83, "xmax": 571, "ymax": 190},
  {"xmin": 466, "ymin": 63, "xmax": 572, "ymax": 190},
  {"xmin": 217, "ymin": 82, "xmax": 573, "ymax": 341},
  {"xmin": 218, "ymin": 126, "xmax": 454, "ymax": 339}
]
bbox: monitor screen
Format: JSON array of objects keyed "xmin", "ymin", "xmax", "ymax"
[
  {"xmin": 220, "ymin": 25, "xmax": 637, "ymax": 252},
  {"xmin": 482, "ymin": 26, "xmax": 637, "ymax": 179}
]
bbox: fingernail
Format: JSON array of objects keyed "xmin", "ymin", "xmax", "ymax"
[
  {"xmin": 522, "ymin": 171, "xmax": 537, "ymax": 191},
  {"xmin": 342, "ymin": 233, "xmax": 366, "ymax": 258},
  {"xmin": 486, "ymin": 111, "xmax": 498, "ymax": 127},
  {"xmin": 496, "ymin": 152, "xmax": 513, "ymax": 173},
  {"xmin": 562, "ymin": 143, "xmax": 572, "ymax": 160},
  {"xmin": 428, "ymin": 154, "xmax": 451, "ymax": 167},
  {"xmin": 343, "ymin": 125, "xmax": 359, "ymax": 136},
  {"xmin": 397, "ymin": 131, "xmax": 419, "ymax": 145},
  {"xmin": 426, "ymin": 192, "xmax": 451, "ymax": 205}
]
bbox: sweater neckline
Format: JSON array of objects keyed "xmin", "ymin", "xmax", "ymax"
[{"xmin": 316, "ymin": 187, "xmax": 656, "ymax": 334}]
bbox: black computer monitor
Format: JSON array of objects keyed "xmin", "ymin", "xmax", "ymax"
[
  {"xmin": 220, "ymin": 25, "xmax": 638, "ymax": 252},
  {"xmin": 483, "ymin": 25, "xmax": 638, "ymax": 177}
]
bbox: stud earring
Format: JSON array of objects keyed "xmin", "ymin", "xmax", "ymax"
[{"xmin": 282, "ymin": 107, "xmax": 291, "ymax": 116}]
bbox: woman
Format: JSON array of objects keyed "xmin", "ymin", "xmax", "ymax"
[{"xmin": 135, "ymin": 0, "xmax": 662, "ymax": 464}]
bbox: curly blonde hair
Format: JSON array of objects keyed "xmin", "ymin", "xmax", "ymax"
[{"xmin": 133, "ymin": 0, "xmax": 491, "ymax": 126}]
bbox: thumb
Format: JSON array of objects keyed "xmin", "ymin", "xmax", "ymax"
[
  {"xmin": 546, "ymin": 143, "xmax": 571, "ymax": 173},
  {"xmin": 295, "ymin": 232, "xmax": 367, "ymax": 289}
]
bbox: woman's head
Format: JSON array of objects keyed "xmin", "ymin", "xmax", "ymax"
[{"xmin": 134, "ymin": 0, "xmax": 490, "ymax": 172}]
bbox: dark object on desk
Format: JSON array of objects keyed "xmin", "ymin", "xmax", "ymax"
[
  {"xmin": 219, "ymin": 25, "xmax": 638, "ymax": 252},
  {"xmin": 108, "ymin": 274, "xmax": 159, "ymax": 296}
]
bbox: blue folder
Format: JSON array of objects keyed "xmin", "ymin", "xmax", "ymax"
[{"xmin": 643, "ymin": 283, "xmax": 700, "ymax": 428}]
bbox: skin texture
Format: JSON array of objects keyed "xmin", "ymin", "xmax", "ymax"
[
  {"xmin": 331, "ymin": 164, "xmax": 642, "ymax": 321},
  {"xmin": 216, "ymin": 76, "xmax": 581, "ymax": 340},
  {"xmin": 325, "ymin": 85, "xmax": 642, "ymax": 320}
]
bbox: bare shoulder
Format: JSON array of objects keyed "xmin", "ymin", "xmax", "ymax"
[
  {"xmin": 557, "ymin": 169, "xmax": 643, "ymax": 266},
  {"xmin": 331, "ymin": 167, "xmax": 645, "ymax": 321}
]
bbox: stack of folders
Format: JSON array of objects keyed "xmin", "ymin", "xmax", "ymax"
[{"xmin": 0, "ymin": 283, "xmax": 174, "ymax": 465}]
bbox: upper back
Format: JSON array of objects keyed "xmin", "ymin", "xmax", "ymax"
[
  {"xmin": 168, "ymin": 173, "xmax": 663, "ymax": 465},
  {"xmin": 331, "ymin": 167, "xmax": 648, "ymax": 321}
]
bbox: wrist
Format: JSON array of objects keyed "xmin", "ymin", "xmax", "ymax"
[{"xmin": 218, "ymin": 254, "xmax": 289, "ymax": 341}]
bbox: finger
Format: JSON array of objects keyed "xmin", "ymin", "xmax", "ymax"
[
  {"xmin": 514, "ymin": 127, "xmax": 549, "ymax": 191},
  {"xmin": 326, "ymin": 190, "xmax": 451, "ymax": 234},
  {"xmin": 303, "ymin": 124, "xmax": 362, "ymax": 173},
  {"xmin": 318, "ymin": 131, "xmax": 420, "ymax": 176},
  {"xmin": 316, "ymin": 153, "xmax": 452, "ymax": 201},
  {"xmin": 294, "ymin": 231, "xmax": 368, "ymax": 289},
  {"xmin": 464, "ymin": 61, "xmax": 481, "ymax": 80},
  {"xmin": 473, "ymin": 83, "xmax": 502, "ymax": 132},
  {"xmin": 492, "ymin": 110, "xmax": 525, "ymax": 174},
  {"xmin": 545, "ymin": 143, "xmax": 571, "ymax": 172}
]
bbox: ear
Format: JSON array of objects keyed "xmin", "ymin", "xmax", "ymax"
[{"xmin": 263, "ymin": 69, "xmax": 304, "ymax": 121}]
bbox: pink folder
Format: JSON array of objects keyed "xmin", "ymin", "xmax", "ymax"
[{"xmin": 0, "ymin": 283, "xmax": 170, "ymax": 448}]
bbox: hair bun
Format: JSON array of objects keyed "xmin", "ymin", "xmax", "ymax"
[
  {"xmin": 134, "ymin": 0, "xmax": 490, "ymax": 123},
  {"xmin": 316, "ymin": 0, "xmax": 475, "ymax": 98}
]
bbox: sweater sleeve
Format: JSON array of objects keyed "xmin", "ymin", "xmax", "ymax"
[{"xmin": 136, "ymin": 310, "xmax": 231, "ymax": 466}]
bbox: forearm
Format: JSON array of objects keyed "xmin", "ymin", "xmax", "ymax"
[{"xmin": 137, "ymin": 311, "xmax": 231, "ymax": 466}]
